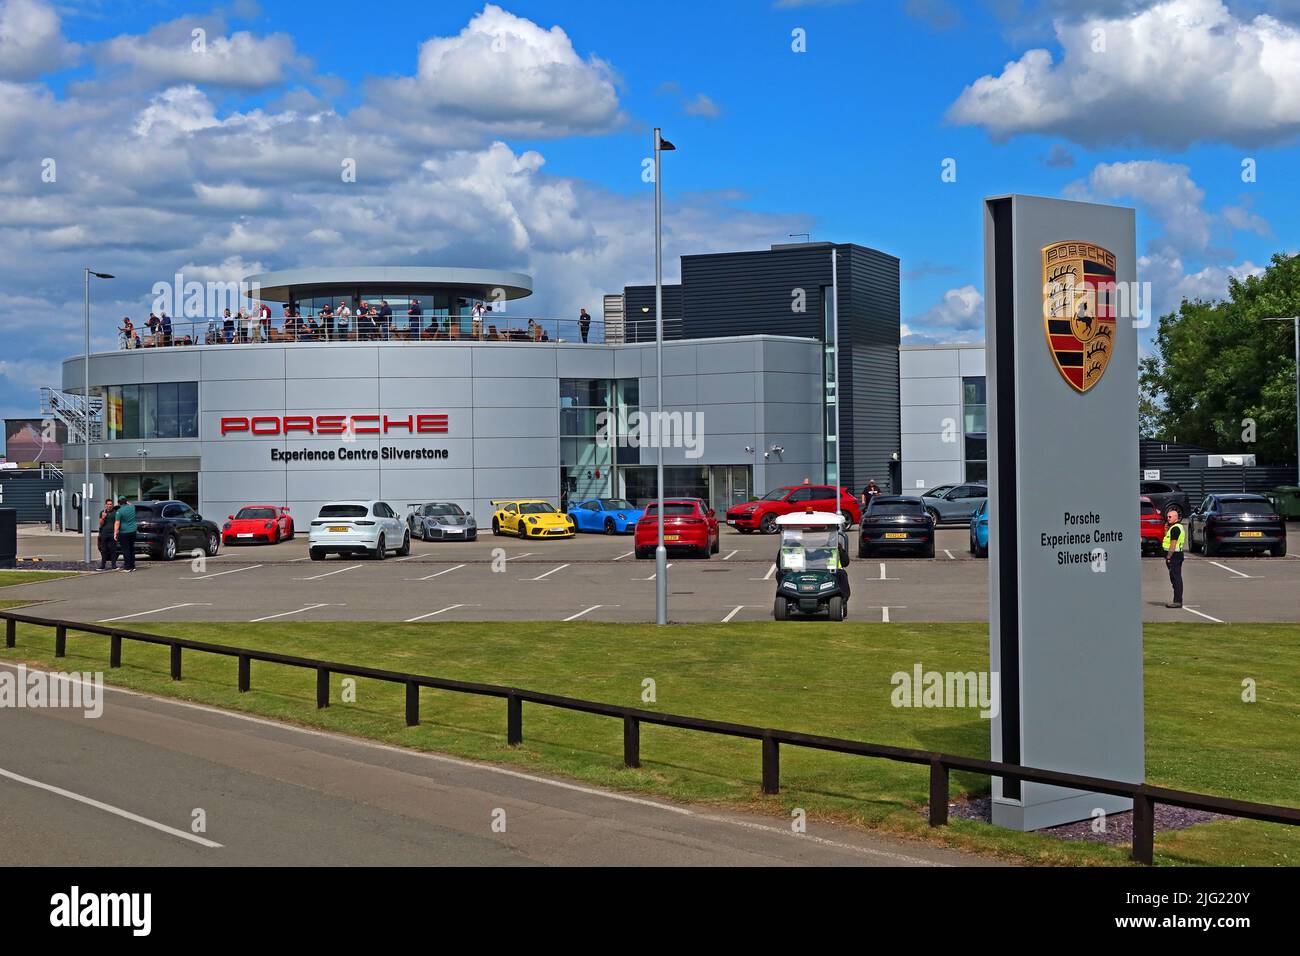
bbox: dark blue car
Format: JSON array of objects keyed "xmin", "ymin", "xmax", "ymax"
[{"xmin": 567, "ymin": 497, "xmax": 644, "ymax": 534}]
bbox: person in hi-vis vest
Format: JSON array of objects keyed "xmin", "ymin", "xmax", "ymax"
[{"xmin": 1163, "ymin": 508, "xmax": 1185, "ymax": 609}]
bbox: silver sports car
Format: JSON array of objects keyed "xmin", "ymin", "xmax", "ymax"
[{"xmin": 406, "ymin": 501, "xmax": 478, "ymax": 541}]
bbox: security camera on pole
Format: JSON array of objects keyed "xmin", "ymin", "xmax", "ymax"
[{"xmin": 653, "ymin": 128, "xmax": 675, "ymax": 626}]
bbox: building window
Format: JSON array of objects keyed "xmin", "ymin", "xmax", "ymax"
[
  {"xmin": 109, "ymin": 472, "xmax": 198, "ymax": 508},
  {"xmin": 104, "ymin": 383, "xmax": 198, "ymax": 440},
  {"xmin": 560, "ymin": 378, "xmax": 639, "ymax": 505},
  {"xmin": 962, "ymin": 375, "xmax": 987, "ymax": 482}
]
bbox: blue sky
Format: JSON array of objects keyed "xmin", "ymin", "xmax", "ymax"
[{"xmin": 0, "ymin": 0, "xmax": 1296, "ymax": 418}]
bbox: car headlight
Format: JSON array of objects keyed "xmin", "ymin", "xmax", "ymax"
[
  {"xmin": 617, "ymin": 513, "xmax": 625, "ymax": 520},
  {"xmin": 528, "ymin": 516, "xmax": 537, "ymax": 524},
  {"xmin": 819, "ymin": 581, "xmax": 834, "ymax": 590},
  {"xmin": 782, "ymin": 580, "xmax": 797, "ymax": 590}
]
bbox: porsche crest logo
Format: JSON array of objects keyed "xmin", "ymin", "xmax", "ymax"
[{"xmin": 1042, "ymin": 241, "xmax": 1117, "ymax": 393}]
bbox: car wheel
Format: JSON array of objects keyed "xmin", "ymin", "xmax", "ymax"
[
  {"xmin": 286, "ymin": 524, "xmax": 294, "ymax": 541},
  {"xmin": 163, "ymin": 534, "xmax": 177, "ymax": 561},
  {"xmin": 421, "ymin": 524, "xmax": 431, "ymax": 542},
  {"xmin": 517, "ymin": 522, "xmax": 529, "ymax": 539},
  {"xmin": 272, "ymin": 528, "xmax": 281, "ymax": 545},
  {"xmin": 697, "ymin": 542, "xmax": 711, "ymax": 559},
  {"xmin": 1271, "ymin": 539, "xmax": 1287, "ymax": 557},
  {"xmin": 604, "ymin": 518, "xmax": 615, "ymax": 535},
  {"xmin": 374, "ymin": 534, "xmax": 387, "ymax": 560},
  {"xmin": 759, "ymin": 513, "xmax": 777, "ymax": 535},
  {"xmin": 921, "ymin": 540, "xmax": 935, "ymax": 559},
  {"xmin": 969, "ymin": 531, "xmax": 976, "ymax": 555},
  {"xmin": 396, "ymin": 531, "xmax": 410, "ymax": 557},
  {"xmin": 711, "ymin": 534, "xmax": 720, "ymax": 554},
  {"xmin": 635, "ymin": 547, "xmax": 650, "ymax": 559},
  {"xmin": 858, "ymin": 539, "xmax": 869, "ymax": 558},
  {"xmin": 1189, "ymin": 529, "xmax": 1202, "ymax": 554},
  {"xmin": 492, "ymin": 518, "xmax": 501, "ymax": 536},
  {"xmin": 926, "ymin": 508, "xmax": 941, "ymax": 527},
  {"xmin": 827, "ymin": 595, "xmax": 844, "ymax": 621},
  {"xmin": 773, "ymin": 596, "xmax": 789, "ymax": 621},
  {"xmin": 309, "ymin": 547, "xmax": 325, "ymax": 561},
  {"xmin": 1204, "ymin": 535, "xmax": 1217, "ymax": 557},
  {"xmin": 206, "ymin": 532, "xmax": 219, "ymax": 556},
  {"xmin": 841, "ymin": 510, "xmax": 855, "ymax": 529}
]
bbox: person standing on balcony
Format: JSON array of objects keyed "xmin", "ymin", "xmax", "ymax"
[
  {"xmin": 222, "ymin": 309, "xmax": 235, "ymax": 344},
  {"xmin": 379, "ymin": 299, "xmax": 393, "ymax": 340},
  {"xmin": 118, "ymin": 317, "xmax": 135, "ymax": 349},
  {"xmin": 160, "ymin": 311, "xmax": 173, "ymax": 346},
  {"xmin": 579, "ymin": 307, "xmax": 591, "ymax": 343}
]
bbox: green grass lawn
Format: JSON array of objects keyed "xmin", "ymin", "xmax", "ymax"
[
  {"xmin": 2, "ymin": 618, "xmax": 1296, "ymax": 866},
  {"xmin": 0, "ymin": 570, "xmax": 79, "ymax": 589}
]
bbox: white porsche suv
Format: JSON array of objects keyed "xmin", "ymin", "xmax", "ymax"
[{"xmin": 308, "ymin": 500, "xmax": 410, "ymax": 560}]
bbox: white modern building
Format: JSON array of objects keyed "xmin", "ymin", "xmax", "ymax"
[{"xmin": 899, "ymin": 343, "xmax": 987, "ymax": 493}]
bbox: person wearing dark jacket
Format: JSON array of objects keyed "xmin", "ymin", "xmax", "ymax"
[{"xmin": 97, "ymin": 500, "xmax": 119, "ymax": 571}]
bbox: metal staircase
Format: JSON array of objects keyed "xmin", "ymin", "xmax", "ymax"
[{"xmin": 40, "ymin": 386, "xmax": 104, "ymax": 444}]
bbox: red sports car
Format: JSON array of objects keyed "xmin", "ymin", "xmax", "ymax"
[
  {"xmin": 726, "ymin": 483, "xmax": 861, "ymax": 533},
  {"xmin": 635, "ymin": 498, "xmax": 720, "ymax": 558},
  {"xmin": 1139, "ymin": 495, "xmax": 1164, "ymax": 556},
  {"xmin": 223, "ymin": 505, "xmax": 294, "ymax": 545}
]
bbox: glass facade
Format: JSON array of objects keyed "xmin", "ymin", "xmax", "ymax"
[
  {"xmin": 105, "ymin": 383, "xmax": 198, "ymax": 440},
  {"xmin": 962, "ymin": 375, "xmax": 987, "ymax": 481},
  {"xmin": 109, "ymin": 472, "xmax": 199, "ymax": 508},
  {"xmin": 559, "ymin": 378, "xmax": 639, "ymax": 506}
]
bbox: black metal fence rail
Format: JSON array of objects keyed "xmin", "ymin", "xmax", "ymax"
[{"xmin": 4, "ymin": 608, "xmax": 1297, "ymax": 864}]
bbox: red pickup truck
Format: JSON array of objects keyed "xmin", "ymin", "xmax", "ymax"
[{"xmin": 726, "ymin": 484, "xmax": 861, "ymax": 533}]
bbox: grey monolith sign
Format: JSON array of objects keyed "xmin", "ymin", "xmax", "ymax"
[{"xmin": 984, "ymin": 194, "xmax": 1143, "ymax": 831}]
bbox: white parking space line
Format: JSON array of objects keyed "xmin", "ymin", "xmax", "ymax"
[
  {"xmin": 410, "ymin": 564, "xmax": 466, "ymax": 581},
  {"xmin": 635, "ymin": 564, "xmax": 672, "ymax": 581},
  {"xmin": 405, "ymin": 604, "xmax": 479, "ymax": 622},
  {"xmin": 296, "ymin": 564, "xmax": 363, "ymax": 581},
  {"xmin": 564, "ymin": 604, "xmax": 617, "ymax": 621},
  {"xmin": 249, "ymin": 603, "xmax": 338, "ymax": 623},
  {"xmin": 866, "ymin": 606, "xmax": 905, "ymax": 623},
  {"xmin": 98, "ymin": 603, "xmax": 212, "ymax": 623},
  {"xmin": 394, "ymin": 554, "xmax": 417, "ymax": 562},
  {"xmin": 183, "ymin": 564, "xmax": 263, "ymax": 581},
  {"xmin": 722, "ymin": 549, "xmax": 740, "ymax": 561},
  {"xmin": 750, "ymin": 563, "xmax": 777, "ymax": 581},
  {"xmin": 944, "ymin": 549, "xmax": 955, "ymax": 560},
  {"xmin": 288, "ymin": 556, "xmax": 312, "ymax": 562},
  {"xmin": 1206, "ymin": 560, "xmax": 1254, "ymax": 579},
  {"xmin": 721, "ymin": 605, "xmax": 748, "ymax": 623},
  {"xmin": 0, "ymin": 766, "xmax": 222, "ymax": 849},
  {"xmin": 502, "ymin": 552, "xmax": 535, "ymax": 562},
  {"xmin": 525, "ymin": 564, "xmax": 569, "ymax": 581},
  {"xmin": 878, "ymin": 563, "xmax": 898, "ymax": 580},
  {"xmin": 612, "ymin": 551, "xmax": 634, "ymax": 561},
  {"xmin": 1182, "ymin": 606, "xmax": 1225, "ymax": 623}
]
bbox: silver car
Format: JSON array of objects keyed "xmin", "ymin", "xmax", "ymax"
[
  {"xmin": 920, "ymin": 483, "xmax": 988, "ymax": 526},
  {"xmin": 407, "ymin": 501, "xmax": 478, "ymax": 541},
  {"xmin": 308, "ymin": 500, "xmax": 409, "ymax": 560}
]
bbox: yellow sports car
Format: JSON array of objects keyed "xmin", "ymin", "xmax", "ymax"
[{"xmin": 490, "ymin": 500, "xmax": 576, "ymax": 539}]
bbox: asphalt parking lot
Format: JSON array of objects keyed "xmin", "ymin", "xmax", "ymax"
[{"xmin": 10, "ymin": 523, "xmax": 1299, "ymax": 626}]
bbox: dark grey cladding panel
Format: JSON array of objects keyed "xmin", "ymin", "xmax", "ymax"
[{"xmin": 680, "ymin": 246, "xmax": 832, "ymax": 341}]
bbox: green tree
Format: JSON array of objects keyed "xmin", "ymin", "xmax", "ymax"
[{"xmin": 1139, "ymin": 252, "xmax": 1298, "ymax": 464}]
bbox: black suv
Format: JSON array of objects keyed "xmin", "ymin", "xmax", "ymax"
[
  {"xmin": 1139, "ymin": 480, "xmax": 1191, "ymax": 518},
  {"xmin": 859, "ymin": 496, "xmax": 935, "ymax": 558},
  {"xmin": 1188, "ymin": 494, "xmax": 1287, "ymax": 557},
  {"xmin": 132, "ymin": 500, "xmax": 221, "ymax": 560}
]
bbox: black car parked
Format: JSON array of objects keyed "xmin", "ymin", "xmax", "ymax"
[
  {"xmin": 133, "ymin": 500, "xmax": 222, "ymax": 560},
  {"xmin": 1139, "ymin": 480, "xmax": 1191, "ymax": 518},
  {"xmin": 859, "ymin": 496, "xmax": 935, "ymax": 558},
  {"xmin": 1188, "ymin": 494, "xmax": 1287, "ymax": 557}
]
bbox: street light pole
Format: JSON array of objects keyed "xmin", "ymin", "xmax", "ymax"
[
  {"xmin": 83, "ymin": 269, "xmax": 114, "ymax": 564},
  {"xmin": 653, "ymin": 128, "xmax": 675, "ymax": 625},
  {"xmin": 1263, "ymin": 316, "xmax": 1300, "ymax": 484}
]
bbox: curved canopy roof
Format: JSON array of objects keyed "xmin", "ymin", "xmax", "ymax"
[{"xmin": 244, "ymin": 266, "xmax": 533, "ymax": 303}]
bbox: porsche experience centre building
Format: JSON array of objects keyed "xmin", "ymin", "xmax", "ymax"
[{"xmin": 55, "ymin": 245, "xmax": 901, "ymax": 526}]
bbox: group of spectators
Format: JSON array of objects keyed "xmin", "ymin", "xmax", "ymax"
[
  {"xmin": 115, "ymin": 300, "xmax": 597, "ymax": 350},
  {"xmin": 96, "ymin": 497, "xmax": 138, "ymax": 572}
]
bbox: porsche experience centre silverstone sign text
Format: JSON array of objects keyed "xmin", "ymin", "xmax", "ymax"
[{"xmin": 219, "ymin": 413, "xmax": 452, "ymax": 463}]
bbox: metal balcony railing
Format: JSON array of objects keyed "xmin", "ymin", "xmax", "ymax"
[{"xmin": 111, "ymin": 314, "xmax": 685, "ymax": 350}]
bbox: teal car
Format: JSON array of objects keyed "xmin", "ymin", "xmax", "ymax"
[
  {"xmin": 969, "ymin": 499, "xmax": 989, "ymax": 558},
  {"xmin": 567, "ymin": 497, "xmax": 644, "ymax": 534}
]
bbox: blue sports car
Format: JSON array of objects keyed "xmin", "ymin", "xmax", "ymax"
[
  {"xmin": 567, "ymin": 497, "xmax": 644, "ymax": 534},
  {"xmin": 969, "ymin": 499, "xmax": 988, "ymax": 558}
]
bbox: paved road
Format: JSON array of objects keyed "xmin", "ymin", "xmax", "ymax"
[
  {"xmin": 0, "ymin": 662, "xmax": 981, "ymax": 866},
  {"xmin": 9, "ymin": 526, "xmax": 1299, "ymax": 625}
]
